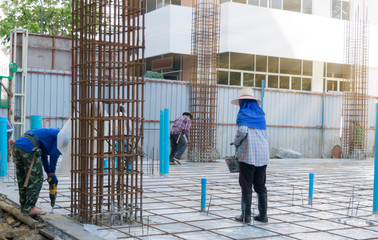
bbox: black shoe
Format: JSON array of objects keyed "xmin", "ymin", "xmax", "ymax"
[
  {"xmin": 235, "ymin": 194, "xmax": 252, "ymax": 223},
  {"xmin": 254, "ymin": 193, "xmax": 268, "ymax": 223}
]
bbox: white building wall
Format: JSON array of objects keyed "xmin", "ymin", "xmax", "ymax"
[{"xmin": 313, "ymin": 0, "xmax": 331, "ymax": 17}]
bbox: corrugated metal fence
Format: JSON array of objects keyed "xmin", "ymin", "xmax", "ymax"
[{"xmin": 6, "ymin": 69, "xmax": 377, "ymax": 158}]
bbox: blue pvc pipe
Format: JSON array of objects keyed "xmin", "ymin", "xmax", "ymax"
[
  {"xmin": 373, "ymin": 103, "xmax": 378, "ymax": 213},
  {"xmin": 30, "ymin": 115, "xmax": 43, "ymax": 129},
  {"xmin": 201, "ymin": 178, "xmax": 207, "ymax": 211},
  {"xmin": 159, "ymin": 110, "xmax": 164, "ymax": 175},
  {"xmin": 0, "ymin": 117, "xmax": 7, "ymax": 177},
  {"xmin": 164, "ymin": 108, "xmax": 170, "ymax": 175},
  {"xmin": 308, "ymin": 173, "xmax": 314, "ymax": 205},
  {"xmin": 261, "ymin": 80, "xmax": 265, "ymax": 110}
]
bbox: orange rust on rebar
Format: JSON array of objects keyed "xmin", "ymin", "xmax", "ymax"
[
  {"xmin": 71, "ymin": 0, "xmax": 145, "ymax": 225},
  {"xmin": 342, "ymin": 3, "xmax": 369, "ymax": 159},
  {"xmin": 188, "ymin": 0, "xmax": 220, "ymax": 162}
]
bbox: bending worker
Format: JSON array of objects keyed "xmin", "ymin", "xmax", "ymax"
[
  {"xmin": 232, "ymin": 87, "xmax": 270, "ymax": 223},
  {"xmin": 169, "ymin": 112, "xmax": 192, "ymax": 165},
  {"xmin": 13, "ymin": 128, "xmax": 64, "ymax": 215}
]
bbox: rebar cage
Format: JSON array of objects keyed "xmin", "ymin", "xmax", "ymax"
[
  {"xmin": 342, "ymin": 3, "xmax": 369, "ymax": 159},
  {"xmin": 71, "ymin": 0, "xmax": 145, "ymax": 224},
  {"xmin": 189, "ymin": 0, "xmax": 220, "ymax": 162}
]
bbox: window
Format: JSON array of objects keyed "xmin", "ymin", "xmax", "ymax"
[
  {"xmin": 340, "ymin": 81, "xmax": 350, "ymax": 91},
  {"xmin": 268, "ymin": 57, "xmax": 278, "ymax": 73},
  {"xmin": 283, "ymin": 0, "xmax": 301, "ymax": 13},
  {"xmin": 292, "ymin": 77, "xmax": 301, "ymax": 90},
  {"xmin": 256, "ymin": 55, "xmax": 267, "ymax": 72},
  {"xmin": 219, "ymin": 53, "xmax": 229, "ymax": 69},
  {"xmin": 302, "ymin": 78, "xmax": 311, "ymax": 91},
  {"xmin": 332, "ymin": 0, "xmax": 349, "ymax": 20},
  {"xmin": 147, "ymin": 0, "xmax": 156, "ymax": 12},
  {"xmin": 326, "ymin": 63, "xmax": 343, "ymax": 78},
  {"xmin": 171, "ymin": 0, "xmax": 181, "ymax": 5},
  {"xmin": 280, "ymin": 76, "xmax": 290, "ymax": 89},
  {"xmin": 303, "ymin": 0, "xmax": 312, "ymax": 14},
  {"xmin": 230, "ymin": 72, "xmax": 241, "ymax": 85},
  {"xmin": 268, "ymin": 75, "xmax": 278, "ymax": 88},
  {"xmin": 0, "ymin": 78, "xmax": 9, "ymax": 107},
  {"xmin": 233, "ymin": 0, "xmax": 247, "ymax": 3},
  {"xmin": 219, "ymin": 71, "xmax": 229, "ymax": 85},
  {"xmin": 255, "ymin": 74, "xmax": 265, "ymax": 87},
  {"xmin": 243, "ymin": 73, "xmax": 254, "ymax": 86},
  {"xmin": 230, "ymin": 52, "xmax": 254, "ymax": 71},
  {"xmin": 248, "ymin": 0, "xmax": 259, "ymax": 5},
  {"xmin": 327, "ymin": 80, "xmax": 338, "ymax": 91},
  {"xmin": 280, "ymin": 58, "xmax": 301, "ymax": 75},
  {"xmin": 270, "ymin": 0, "xmax": 282, "ymax": 9},
  {"xmin": 303, "ymin": 61, "xmax": 312, "ymax": 76}
]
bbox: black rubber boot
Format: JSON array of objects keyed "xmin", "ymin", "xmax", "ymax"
[
  {"xmin": 254, "ymin": 193, "xmax": 268, "ymax": 223},
  {"xmin": 235, "ymin": 194, "xmax": 252, "ymax": 223}
]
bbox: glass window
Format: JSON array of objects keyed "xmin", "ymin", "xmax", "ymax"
[
  {"xmin": 327, "ymin": 63, "xmax": 343, "ymax": 78},
  {"xmin": 268, "ymin": 75, "xmax": 278, "ymax": 88},
  {"xmin": 219, "ymin": 52, "xmax": 229, "ymax": 69},
  {"xmin": 327, "ymin": 80, "xmax": 338, "ymax": 91},
  {"xmin": 268, "ymin": 57, "xmax": 278, "ymax": 73},
  {"xmin": 230, "ymin": 72, "xmax": 241, "ymax": 86},
  {"xmin": 243, "ymin": 73, "xmax": 254, "ymax": 87},
  {"xmin": 218, "ymin": 71, "xmax": 228, "ymax": 85},
  {"xmin": 342, "ymin": 0, "xmax": 349, "ymax": 20},
  {"xmin": 302, "ymin": 78, "xmax": 311, "ymax": 91},
  {"xmin": 230, "ymin": 53, "xmax": 254, "ymax": 71},
  {"xmin": 303, "ymin": 0, "xmax": 312, "ymax": 14},
  {"xmin": 0, "ymin": 78, "xmax": 9, "ymax": 107},
  {"xmin": 163, "ymin": 72, "xmax": 180, "ymax": 80},
  {"xmin": 157, "ymin": 0, "xmax": 163, "ymax": 8},
  {"xmin": 260, "ymin": 0, "xmax": 268, "ymax": 7},
  {"xmin": 283, "ymin": 0, "xmax": 301, "ymax": 12},
  {"xmin": 255, "ymin": 74, "xmax": 265, "ymax": 87},
  {"xmin": 171, "ymin": 0, "xmax": 181, "ymax": 5},
  {"xmin": 256, "ymin": 55, "xmax": 267, "ymax": 72},
  {"xmin": 270, "ymin": 0, "xmax": 282, "ymax": 9},
  {"xmin": 340, "ymin": 81, "xmax": 351, "ymax": 91},
  {"xmin": 248, "ymin": 0, "xmax": 259, "ymax": 5},
  {"xmin": 280, "ymin": 76, "xmax": 290, "ymax": 89},
  {"xmin": 332, "ymin": 0, "xmax": 341, "ymax": 18},
  {"xmin": 280, "ymin": 58, "xmax": 301, "ymax": 75},
  {"xmin": 221, "ymin": 0, "xmax": 231, "ymax": 3},
  {"xmin": 303, "ymin": 60, "xmax": 312, "ymax": 76},
  {"xmin": 147, "ymin": 0, "xmax": 156, "ymax": 12},
  {"xmin": 292, "ymin": 77, "xmax": 301, "ymax": 90},
  {"xmin": 233, "ymin": 0, "xmax": 247, "ymax": 3}
]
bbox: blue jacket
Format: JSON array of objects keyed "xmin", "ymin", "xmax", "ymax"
[{"xmin": 14, "ymin": 128, "xmax": 61, "ymax": 173}]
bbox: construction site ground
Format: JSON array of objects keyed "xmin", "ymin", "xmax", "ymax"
[{"xmin": 1, "ymin": 158, "xmax": 378, "ymax": 240}]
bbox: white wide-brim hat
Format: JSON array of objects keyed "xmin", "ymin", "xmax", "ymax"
[{"xmin": 231, "ymin": 87, "xmax": 262, "ymax": 106}]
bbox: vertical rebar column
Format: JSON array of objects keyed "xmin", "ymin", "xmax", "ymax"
[
  {"xmin": 71, "ymin": 0, "xmax": 145, "ymax": 225},
  {"xmin": 189, "ymin": 0, "xmax": 220, "ymax": 162},
  {"xmin": 342, "ymin": 2, "xmax": 369, "ymax": 159}
]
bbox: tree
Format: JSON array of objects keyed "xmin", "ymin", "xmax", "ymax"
[{"xmin": 0, "ymin": 0, "xmax": 71, "ymax": 43}]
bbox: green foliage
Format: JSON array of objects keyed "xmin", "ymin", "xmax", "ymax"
[
  {"xmin": 145, "ymin": 71, "xmax": 163, "ymax": 79},
  {"xmin": 0, "ymin": 0, "xmax": 72, "ymax": 43}
]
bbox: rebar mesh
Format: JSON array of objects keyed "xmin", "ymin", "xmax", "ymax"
[
  {"xmin": 71, "ymin": 0, "xmax": 145, "ymax": 224},
  {"xmin": 342, "ymin": 3, "xmax": 369, "ymax": 159},
  {"xmin": 188, "ymin": 0, "xmax": 220, "ymax": 162}
]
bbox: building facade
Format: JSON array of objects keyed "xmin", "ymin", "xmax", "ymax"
[{"xmin": 144, "ymin": 0, "xmax": 378, "ymax": 96}]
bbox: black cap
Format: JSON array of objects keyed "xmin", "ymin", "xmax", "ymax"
[{"xmin": 183, "ymin": 112, "xmax": 193, "ymax": 119}]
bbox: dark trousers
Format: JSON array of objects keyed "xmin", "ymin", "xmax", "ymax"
[
  {"xmin": 239, "ymin": 162, "xmax": 267, "ymax": 195},
  {"xmin": 169, "ymin": 133, "xmax": 187, "ymax": 162}
]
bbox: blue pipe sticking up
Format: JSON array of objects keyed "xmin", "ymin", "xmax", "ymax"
[
  {"xmin": 159, "ymin": 110, "xmax": 164, "ymax": 175},
  {"xmin": 164, "ymin": 108, "xmax": 170, "ymax": 175},
  {"xmin": 30, "ymin": 115, "xmax": 43, "ymax": 129},
  {"xmin": 0, "ymin": 117, "xmax": 7, "ymax": 177},
  {"xmin": 261, "ymin": 80, "xmax": 265, "ymax": 110},
  {"xmin": 308, "ymin": 173, "xmax": 314, "ymax": 205},
  {"xmin": 373, "ymin": 103, "xmax": 378, "ymax": 213},
  {"xmin": 201, "ymin": 178, "xmax": 207, "ymax": 211}
]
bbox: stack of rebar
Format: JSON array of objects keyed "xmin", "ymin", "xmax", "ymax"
[
  {"xmin": 342, "ymin": 2, "xmax": 369, "ymax": 159},
  {"xmin": 71, "ymin": 0, "xmax": 145, "ymax": 224},
  {"xmin": 188, "ymin": 0, "xmax": 220, "ymax": 162}
]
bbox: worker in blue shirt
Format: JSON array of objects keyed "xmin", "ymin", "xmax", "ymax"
[{"xmin": 13, "ymin": 128, "xmax": 63, "ymax": 215}]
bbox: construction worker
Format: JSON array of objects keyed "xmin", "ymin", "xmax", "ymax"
[
  {"xmin": 231, "ymin": 88, "xmax": 270, "ymax": 223},
  {"xmin": 13, "ymin": 128, "xmax": 65, "ymax": 215},
  {"xmin": 169, "ymin": 112, "xmax": 192, "ymax": 165}
]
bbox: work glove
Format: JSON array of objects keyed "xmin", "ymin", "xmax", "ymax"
[{"xmin": 47, "ymin": 174, "xmax": 59, "ymax": 186}]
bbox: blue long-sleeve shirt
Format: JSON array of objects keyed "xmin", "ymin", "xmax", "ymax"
[{"xmin": 14, "ymin": 128, "xmax": 61, "ymax": 173}]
